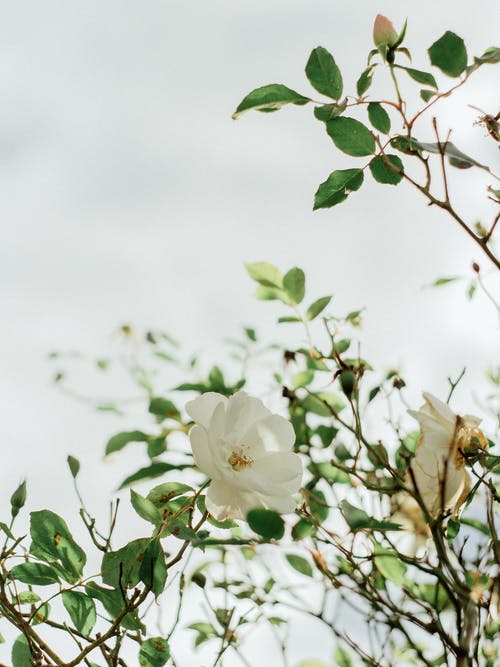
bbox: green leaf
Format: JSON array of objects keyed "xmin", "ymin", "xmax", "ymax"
[
  {"xmin": 461, "ymin": 517, "xmax": 491, "ymax": 536},
  {"xmin": 139, "ymin": 539, "xmax": 167, "ymax": 598},
  {"xmin": 398, "ymin": 66, "xmax": 437, "ymax": 88},
  {"xmin": 305, "ymin": 46, "xmax": 343, "ymax": 99},
  {"xmin": 335, "ymin": 645, "xmax": 354, "ymax": 667},
  {"xmin": 326, "ymin": 117, "xmax": 375, "ymax": 156},
  {"xmin": 0, "ymin": 521, "xmax": 15, "ymax": 540},
  {"xmin": 292, "ymin": 518, "xmax": 315, "ymax": 540},
  {"xmin": 254, "ymin": 285, "xmax": 291, "ymax": 303},
  {"xmin": 356, "ymin": 65, "xmax": 375, "ymax": 97},
  {"xmin": 392, "ymin": 136, "xmax": 492, "ymax": 173},
  {"xmin": 244, "ymin": 327, "xmax": 257, "ymax": 342},
  {"xmin": 139, "ymin": 637, "xmax": 170, "ymax": 667},
  {"xmin": 313, "ymin": 169, "xmax": 364, "ymax": 210},
  {"xmin": 148, "ymin": 397, "xmax": 180, "ymax": 420},
  {"xmin": 10, "ymin": 562, "xmax": 60, "ymax": 586},
  {"xmin": 30, "ymin": 510, "xmax": 86, "ymax": 581},
  {"xmin": 12, "ymin": 635, "xmax": 31, "ymax": 667},
  {"xmin": 302, "ymin": 392, "xmax": 345, "ymax": 417},
  {"xmin": 208, "ymin": 366, "xmax": 225, "ymax": 390},
  {"xmin": 420, "ymin": 89, "xmax": 435, "ymax": 102},
  {"xmin": 130, "ymin": 490, "xmax": 163, "ymax": 524},
  {"xmin": 245, "ymin": 262, "xmax": 283, "ymax": 288},
  {"xmin": 147, "ymin": 437, "xmax": 167, "ymax": 459},
  {"xmin": 474, "ymin": 46, "xmax": 500, "ymax": 65},
  {"xmin": 374, "ymin": 547, "xmax": 407, "ymax": 584},
  {"xmin": 17, "ymin": 591, "xmax": 41, "ymax": 605},
  {"xmin": 314, "ymin": 101, "xmax": 347, "ymax": 122},
  {"xmin": 316, "ymin": 425, "xmax": 339, "ymax": 447},
  {"xmin": 147, "ymin": 482, "xmax": 193, "ymax": 505},
  {"xmin": 62, "ymin": 591, "xmax": 96, "ymax": 635},
  {"xmin": 312, "ymin": 462, "xmax": 350, "ymax": 484},
  {"xmin": 369, "ymin": 154, "xmax": 404, "ymax": 185},
  {"xmin": 428, "ymin": 31, "xmax": 467, "ymax": 77},
  {"xmin": 292, "ymin": 370, "xmax": 315, "ymax": 390},
  {"xmin": 308, "ymin": 490, "xmax": 329, "ymax": 522},
  {"xmin": 67, "ymin": 455, "xmax": 80, "ymax": 479},
  {"xmin": 277, "ymin": 315, "xmax": 301, "ymax": 323},
  {"xmin": 32, "ymin": 602, "xmax": 51, "ymax": 626},
  {"xmin": 105, "ymin": 430, "xmax": 149, "ymax": 456},
  {"xmin": 247, "ymin": 508, "xmax": 284, "ymax": 540},
  {"xmin": 85, "ymin": 582, "xmax": 144, "ymax": 632},
  {"xmin": 283, "ymin": 267, "xmax": 306, "ymax": 305},
  {"xmin": 101, "ymin": 538, "xmax": 150, "ymax": 589},
  {"xmin": 285, "ymin": 554, "xmax": 313, "ymax": 577},
  {"xmin": 334, "ymin": 338, "xmax": 350, "ymax": 354},
  {"xmin": 233, "ymin": 84, "xmax": 310, "ymax": 118},
  {"xmin": 340, "ymin": 501, "xmax": 401, "ymax": 532},
  {"xmin": 118, "ymin": 462, "xmax": 180, "ymax": 490},
  {"xmin": 367, "ymin": 103, "xmax": 391, "ymax": 134},
  {"xmin": 430, "ymin": 276, "xmax": 460, "ymax": 287},
  {"xmin": 306, "ymin": 296, "xmax": 332, "ymax": 320}
]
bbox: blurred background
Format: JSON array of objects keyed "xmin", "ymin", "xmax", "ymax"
[{"xmin": 1, "ymin": 1, "xmax": 498, "ymax": 664}]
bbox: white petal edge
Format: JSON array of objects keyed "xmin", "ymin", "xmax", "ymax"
[
  {"xmin": 189, "ymin": 425, "xmax": 218, "ymax": 478},
  {"xmin": 186, "ymin": 392, "xmax": 227, "ymax": 429},
  {"xmin": 243, "ymin": 414, "xmax": 296, "ymax": 458}
]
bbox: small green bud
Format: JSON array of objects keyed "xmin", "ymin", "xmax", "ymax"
[
  {"xmin": 191, "ymin": 572, "xmax": 207, "ymax": 588},
  {"xmin": 10, "ymin": 480, "xmax": 27, "ymax": 518},
  {"xmin": 67, "ymin": 455, "xmax": 80, "ymax": 479},
  {"xmin": 339, "ymin": 370, "xmax": 356, "ymax": 398}
]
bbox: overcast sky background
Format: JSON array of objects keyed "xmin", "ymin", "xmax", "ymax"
[{"xmin": 1, "ymin": 1, "xmax": 499, "ymax": 664}]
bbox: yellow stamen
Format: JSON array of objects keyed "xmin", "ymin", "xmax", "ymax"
[{"xmin": 228, "ymin": 446, "xmax": 254, "ymax": 470}]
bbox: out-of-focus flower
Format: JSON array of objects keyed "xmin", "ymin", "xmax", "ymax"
[
  {"xmin": 408, "ymin": 392, "xmax": 487, "ymax": 517},
  {"xmin": 373, "ymin": 14, "xmax": 398, "ymax": 48},
  {"xmin": 390, "ymin": 493, "xmax": 431, "ymax": 553},
  {"xmin": 186, "ymin": 391, "xmax": 302, "ymax": 521}
]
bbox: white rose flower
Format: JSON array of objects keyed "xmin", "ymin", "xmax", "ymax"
[
  {"xmin": 186, "ymin": 390, "xmax": 303, "ymax": 521},
  {"xmin": 408, "ymin": 392, "xmax": 487, "ymax": 517}
]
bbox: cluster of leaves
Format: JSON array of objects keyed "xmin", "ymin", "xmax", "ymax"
[{"xmin": 233, "ymin": 21, "xmax": 500, "ymax": 270}]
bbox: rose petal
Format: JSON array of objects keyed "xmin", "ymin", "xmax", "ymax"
[
  {"xmin": 186, "ymin": 392, "xmax": 227, "ymax": 429},
  {"xmin": 242, "ymin": 414, "xmax": 295, "ymax": 458},
  {"xmin": 189, "ymin": 425, "xmax": 218, "ymax": 478},
  {"xmin": 205, "ymin": 479, "xmax": 260, "ymax": 521},
  {"xmin": 224, "ymin": 391, "xmax": 271, "ymax": 440}
]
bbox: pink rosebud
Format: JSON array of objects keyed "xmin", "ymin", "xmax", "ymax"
[{"xmin": 373, "ymin": 14, "xmax": 398, "ymax": 47}]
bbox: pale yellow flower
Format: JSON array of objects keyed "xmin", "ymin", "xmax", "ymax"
[{"xmin": 408, "ymin": 393, "xmax": 487, "ymax": 517}]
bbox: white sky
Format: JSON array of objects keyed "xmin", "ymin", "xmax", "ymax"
[{"xmin": 1, "ymin": 1, "xmax": 499, "ymax": 665}]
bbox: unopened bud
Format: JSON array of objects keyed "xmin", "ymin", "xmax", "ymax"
[
  {"xmin": 472, "ymin": 262, "xmax": 480, "ymax": 274},
  {"xmin": 373, "ymin": 14, "xmax": 398, "ymax": 48},
  {"xmin": 393, "ymin": 375, "xmax": 406, "ymax": 389},
  {"xmin": 191, "ymin": 572, "xmax": 206, "ymax": 588},
  {"xmin": 10, "ymin": 480, "xmax": 27, "ymax": 518},
  {"xmin": 339, "ymin": 370, "xmax": 356, "ymax": 398}
]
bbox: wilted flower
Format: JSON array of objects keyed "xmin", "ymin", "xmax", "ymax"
[
  {"xmin": 186, "ymin": 391, "xmax": 302, "ymax": 521},
  {"xmin": 373, "ymin": 14, "xmax": 398, "ymax": 48},
  {"xmin": 408, "ymin": 393, "xmax": 487, "ymax": 517}
]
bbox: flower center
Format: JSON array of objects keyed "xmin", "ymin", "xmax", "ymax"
[{"xmin": 228, "ymin": 445, "xmax": 254, "ymax": 471}]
